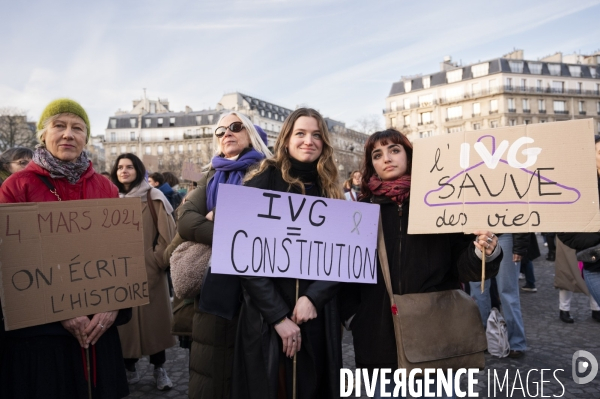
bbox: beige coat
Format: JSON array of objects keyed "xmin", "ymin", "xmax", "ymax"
[
  {"xmin": 554, "ymin": 237, "xmax": 590, "ymax": 295},
  {"xmin": 118, "ymin": 196, "xmax": 177, "ymax": 358}
]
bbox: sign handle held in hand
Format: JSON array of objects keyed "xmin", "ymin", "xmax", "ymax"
[{"xmin": 481, "ymin": 251, "xmax": 485, "ymax": 294}]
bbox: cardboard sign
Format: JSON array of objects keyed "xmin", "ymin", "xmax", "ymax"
[
  {"xmin": 143, "ymin": 155, "xmax": 159, "ymax": 173},
  {"xmin": 182, "ymin": 162, "xmax": 203, "ymax": 181},
  {"xmin": 409, "ymin": 119, "xmax": 600, "ymax": 234},
  {"xmin": 0, "ymin": 198, "xmax": 148, "ymax": 331},
  {"xmin": 212, "ymin": 184, "xmax": 379, "ymax": 283}
]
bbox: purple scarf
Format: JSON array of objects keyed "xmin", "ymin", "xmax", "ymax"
[{"xmin": 206, "ymin": 149, "xmax": 265, "ymax": 211}]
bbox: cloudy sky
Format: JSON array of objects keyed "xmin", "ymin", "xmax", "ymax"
[{"xmin": 1, "ymin": 0, "xmax": 599, "ymax": 136}]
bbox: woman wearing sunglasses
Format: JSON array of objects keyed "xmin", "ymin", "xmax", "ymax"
[
  {"xmin": 231, "ymin": 108, "xmax": 343, "ymax": 399},
  {"xmin": 177, "ymin": 111, "xmax": 271, "ymax": 399},
  {"xmin": 0, "ymin": 147, "xmax": 33, "ymax": 186}
]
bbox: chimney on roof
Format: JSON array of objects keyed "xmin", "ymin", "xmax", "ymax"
[
  {"xmin": 503, "ymin": 49, "xmax": 524, "ymax": 60},
  {"xmin": 540, "ymin": 52, "xmax": 562, "ymax": 63},
  {"xmin": 440, "ymin": 56, "xmax": 459, "ymax": 71},
  {"xmin": 185, "ymin": 106, "xmax": 192, "ymax": 114}
]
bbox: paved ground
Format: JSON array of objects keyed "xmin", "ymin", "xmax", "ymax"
[{"xmin": 127, "ymin": 236, "xmax": 600, "ymax": 398}]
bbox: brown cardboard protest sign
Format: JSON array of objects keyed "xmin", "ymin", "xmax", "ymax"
[
  {"xmin": 0, "ymin": 198, "xmax": 148, "ymax": 331},
  {"xmin": 143, "ymin": 155, "xmax": 159, "ymax": 172},
  {"xmin": 408, "ymin": 119, "xmax": 600, "ymax": 234},
  {"xmin": 181, "ymin": 161, "xmax": 203, "ymax": 181}
]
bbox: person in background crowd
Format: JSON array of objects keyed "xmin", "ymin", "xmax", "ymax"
[
  {"xmin": 0, "ymin": 98, "xmax": 131, "ymax": 399},
  {"xmin": 232, "ymin": 108, "xmax": 343, "ymax": 399},
  {"xmin": 111, "ymin": 153, "xmax": 177, "ymax": 391},
  {"xmin": 344, "ymin": 170, "xmax": 361, "ymax": 201},
  {"xmin": 521, "ymin": 233, "xmax": 541, "ymax": 293},
  {"xmin": 149, "ymin": 172, "xmax": 183, "ymax": 211},
  {"xmin": 178, "ymin": 111, "xmax": 271, "ymax": 399},
  {"xmin": 559, "ymin": 135, "xmax": 600, "ymax": 310},
  {"xmin": 471, "ymin": 233, "xmax": 529, "ymax": 358},
  {"xmin": 0, "ymin": 146, "xmax": 33, "ymax": 186},
  {"xmin": 543, "ymin": 233, "xmax": 556, "ymax": 261},
  {"xmin": 341, "ymin": 129, "xmax": 501, "ymax": 398},
  {"xmin": 555, "ymin": 237, "xmax": 600, "ymax": 323},
  {"xmin": 100, "ymin": 171, "xmax": 111, "ymax": 179},
  {"xmin": 163, "ymin": 171, "xmax": 185, "ymax": 195}
]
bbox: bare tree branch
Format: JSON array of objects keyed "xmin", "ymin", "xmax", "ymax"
[
  {"xmin": 350, "ymin": 114, "xmax": 383, "ymax": 135},
  {"xmin": 0, "ymin": 108, "xmax": 37, "ymax": 152}
]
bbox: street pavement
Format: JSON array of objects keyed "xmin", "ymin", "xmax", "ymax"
[{"xmin": 127, "ymin": 236, "xmax": 600, "ymax": 398}]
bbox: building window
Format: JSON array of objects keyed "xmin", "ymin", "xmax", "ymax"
[
  {"xmin": 524, "ymin": 119, "xmax": 531, "ymax": 125},
  {"xmin": 508, "ymin": 119, "xmax": 516, "ymax": 126},
  {"xmin": 157, "ymin": 118, "xmax": 163, "ymax": 127},
  {"xmin": 157, "ymin": 145, "xmax": 163, "ymax": 155},
  {"xmin": 188, "ymin": 144, "xmax": 193, "ymax": 153},
  {"xmin": 423, "ymin": 76, "xmax": 431, "ymax": 89},
  {"xmin": 447, "ymin": 126, "xmax": 462, "ymax": 134},
  {"xmin": 591, "ymin": 67, "xmax": 597, "ymax": 78},
  {"xmin": 548, "ymin": 64, "xmax": 561, "ymax": 76},
  {"xmin": 110, "ymin": 119, "xmax": 116, "ymax": 128},
  {"xmin": 569, "ymin": 66, "xmax": 582, "ymax": 77},
  {"xmin": 538, "ymin": 99, "xmax": 546, "ymax": 113},
  {"xmin": 446, "ymin": 69, "xmax": 463, "ymax": 83},
  {"xmin": 552, "ymin": 81, "xmax": 564, "ymax": 93},
  {"xmin": 508, "ymin": 98, "xmax": 515, "ymax": 112},
  {"xmin": 490, "ymin": 120, "xmax": 499, "ymax": 128},
  {"xmin": 419, "ymin": 112, "xmax": 433, "ymax": 124},
  {"xmin": 390, "ymin": 117, "xmax": 396, "ymax": 127},
  {"xmin": 471, "ymin": 82, "xmax": 481, "ymax": 95},
  {"xmin": 404, "ymin": 115, "xmax": 410, "ymax": 127},
  {"xmin": 145, "ymin": 146, "xmax": 151, "ymax": 155},
  {"xmin": 130, "ymin": 118, "xmax": 136, "ymax": 128},
  {"xmin": 130, "ymin": 132, "xmax": 135, "ymax": 141},
  {"xmin": 579, "ymin": 101, "xmax": 585, "ymax": 115},
  {"xmin": 473, "ymin": 123, "xmax": 481, "ymax": 130},
  {"xmin": 537, "ymin": 79, "xmax": 543, "ymax": 92},
  {"xmin": 120, "ymin": 145, "xmax": 126, "ymax": 153},
  {"xmin": 418, "ymin": 94, "xmax": 433, "ymax": 107},
  {"xmin": 260, "ymin": 110, "xmax": 265, "ymax": 116},
  {"xmin": 196, "ymin": 116, "xmax": 202, "ymax": 125},
  {"xmin": 419, "ymin": 131, "xmax": 433, "ymax": 138},
  {"xmin": 169, "ymin": 145, "xmax": 175, "ymax": 154},
  {"xmin": 178, "ymin": 144, "xmax": 184, "ymax": 154},
  {"xmin": 405, "ymin": 80, "xmax": 412, "ymax": 92},
  {"xmin": 131, "ymin": 146, "xmax": 136, "ymax": 153},
  {"xmin": 169, "ymin": 117, "xmax": 175, "ymax": 127},
  {"xmin": 150, "ymin": 103, "xmax": 156, "ymax": 113},
  {"xmin": 145, "ymin": 118, "xmax": 151, "ymax": 128},
  {"xmin": 471, "ymin": 62, "xmax": 489, "ymax": 78},
  {"xmin": 509, "ymin": 61, "xmax": 524, "ymax": 73},
  {"xmin": 403, "ymin": 98, "xmax": 411, "ymax": 110},
  {"xmin": 529, "ymin": 63, "xmax": 542, "ymax": 74},
  {"xmin": 473, "ymin": 102, "xmax": 480, "ymax": 116},
  {"xmin": 446, "ymin": 86, "xmax": 464, "ymax": 101},
  {"xmin": 390, "ymin": 101, "xmax": 397, "ymax": 111},
  {"xmin": 446, "ymin": 106, "xmax": 462, "ymax": 121},
  {"xmin": 110, "ymin": 132, "xmax": 116, "ymax": 142},
  {"xmin": 490, "ymin": 99, "xmax": 498, "ymax": 113},
  {"xmin": 208, "ymin": 115, "xmax": 214, "ymax": 123},
  {"xmin": 268, "ymin": 112, "xmax": 272, "ymax": 118},
  {"xmin": 597, "ymin": 101, "xmax": 600, "ymax": 114},
  {"xmin": 111, "ymin": 147, "xmax": 116, "ymax": 155},
  {"xmin": 553, "ymin": 100, "xmax": 567, "ymax": 114},
  {"xmin": 197, "ymin": 143, "xmax": 202, "ymax": 151},
  {"xmin": 522, "ymin": 99, "xmax": 530, "ymax": 112},
  {"xmin": 520, "ymin": 79, "xmax": 526, "ymax": 91},
  {"xmin": 506, "ymin": 77, "xmax": 513, "ymax": 89},
  {"xmin": 158, "ymin": 159, "xmax": 163, "ymax": 167}
]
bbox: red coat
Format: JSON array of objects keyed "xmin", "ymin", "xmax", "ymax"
[{"xmin": 0, "ymin": 161, "xmax": 118, "ymax": 203}]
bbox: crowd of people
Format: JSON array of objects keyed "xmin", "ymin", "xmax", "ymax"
[{"xmin": 0, "ymin": 98, "xmax": 598, "ymax": 399}]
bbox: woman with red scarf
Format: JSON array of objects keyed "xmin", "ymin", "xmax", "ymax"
[{"xmin": 340, "ymin": 129, "xmax": 503, "ymax": 398}]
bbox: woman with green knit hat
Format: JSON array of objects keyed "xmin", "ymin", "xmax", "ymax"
[
  {"xmin": 0, "ymin": 146, "xmax": 33, "ymax": 186},
  {"xmin": 0, "ymin": 99, "xmax": 132, "ymax": 399}
]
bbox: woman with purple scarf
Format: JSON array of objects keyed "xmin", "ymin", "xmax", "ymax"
[{"xmin": 177, "ymin": 111, "xmax": 271, "ymax": 399}]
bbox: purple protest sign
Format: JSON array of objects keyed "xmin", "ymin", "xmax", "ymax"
[{"xmin": 211, "ymin": 184, "xmax": 379, "ymax": 284}]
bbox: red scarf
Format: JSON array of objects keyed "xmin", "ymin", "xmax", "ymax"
[{"xmin": 368, "ymin": 174, "xmax": 411, "ymax": 205}]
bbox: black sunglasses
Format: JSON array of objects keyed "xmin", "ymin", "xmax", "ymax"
[{"xmin": 214, "ymin": 122, "xmax": 245, "ymax": 138}]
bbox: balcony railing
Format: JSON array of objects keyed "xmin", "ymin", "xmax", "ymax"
[
  {"xmin": 554, "ymin": 110, "xmax": 569, "ymax": 115},
  {"xmin": 490, "ymin": 110, "xmax": 499, "ymax": 114},
  {"xmin": 446, "ymin": 116, "xmax": 463, "ymax": 121},
  {"xmin": 523, "ymin": 109, "xmax": 531, "ymax": 113},
  {"xmin": 472, "ymin": 113, "xmax": 481, "ymax": 117},
  {"xmin": 579, "ymin": 111, "xmax": 587, "ymax": 115},
  {"xmin": 539, "ymin": 109, "xmax": 546, "ymax": 114},
  {"xmin": 508, "ymin": 108, "xmax": 516, "ymax": 113}
]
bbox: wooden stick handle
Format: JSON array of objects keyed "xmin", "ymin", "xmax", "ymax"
[
  {"xmin": 481, "ymin": 247, "xmax": 486, "ymax": 293},
  {"xmin": 293, "ymin": 279, "xmax": 299, "ymax": 399}
]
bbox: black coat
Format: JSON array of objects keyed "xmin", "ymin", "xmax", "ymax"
[
  {"xmin": 339, "ymin": 196, "xmax": 502, "ymax": 371},
  {"xmin": 231, "ymin": 165, "xmax": 342, "ymax": 399}
]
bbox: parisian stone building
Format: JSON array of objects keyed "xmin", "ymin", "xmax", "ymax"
[
  {"xmin": 383, "ymin": 50, "xmax": 600, "ymax": 141},
  {"xmin": 101, "ymin": 92, "xmax": 368, "ymax": 184}
]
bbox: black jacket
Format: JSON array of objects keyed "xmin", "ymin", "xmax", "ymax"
[
  {"xmin": 340, "ymin": 195, "xmax": 502, "ymax": 370},
  {"xmin": 231, "ymin": 165, "xmax": 342, "ymax": 399}
]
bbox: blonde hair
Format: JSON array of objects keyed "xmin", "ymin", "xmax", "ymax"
[
  {"xmin": 245, "ymin": 108, "xmax": 342, "ymax": 199},
  {"xmin": 205, "ymin": 111, "xmax": 271, "ymax": 169},
  {"xmin": 37, "ymin": 113, "xmax": 89, "ymax": 144}
]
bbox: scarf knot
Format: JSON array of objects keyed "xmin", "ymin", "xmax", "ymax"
[
  {"xmin": 32, "ymin": 146, "xmax": 90, "ymax": 184},
  {"xmin": 206, "ymin": 148, "xmax": 265, "ymax": 210},
  {"xmin": 368, "ymin": 174, "xmax": 411, "ymax": 205}
]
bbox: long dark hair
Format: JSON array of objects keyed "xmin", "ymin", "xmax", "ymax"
[
  {"xmin": 360, "ymin": 129, "xmax": 413, "ymax": 199},
  {"xmin": 110, "ymin": 153, "xmax": 146, "ymax": 193},
  {"xmin": 0, "ymin": 147, "xmax": 33, "ymax": 173}
]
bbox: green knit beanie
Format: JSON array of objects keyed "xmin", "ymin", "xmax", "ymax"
[{"xmin": 37, "ymin": 98, "xmax": 91, "ymax": 143}]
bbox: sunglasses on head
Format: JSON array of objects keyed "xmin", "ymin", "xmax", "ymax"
[{"xmin": 214, "ymin": 122, "xmax": 245, "ymax": 138}]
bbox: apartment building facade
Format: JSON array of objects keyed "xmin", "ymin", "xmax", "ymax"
[
  {"xmin": 102, "ymin": 92, "xmax": 367, "ymax": 182},
  {"xmin": 384, "ymin": 50, "xmax": 600, "ymax": 141}
]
